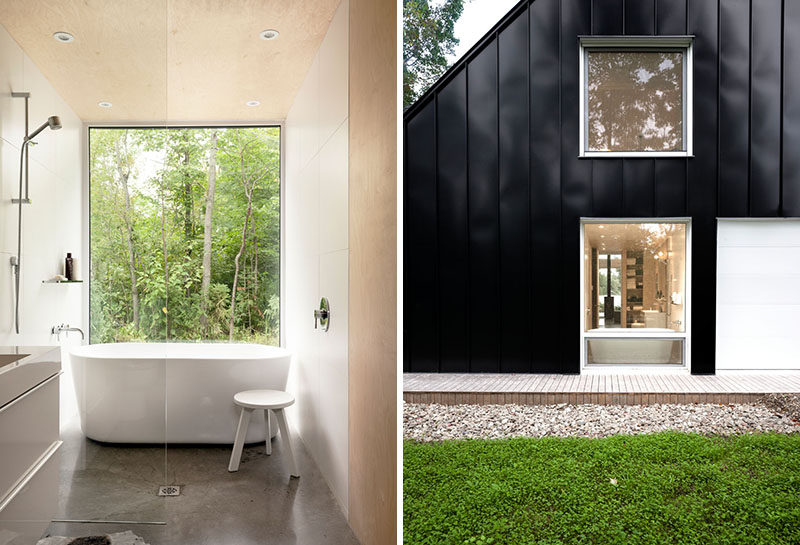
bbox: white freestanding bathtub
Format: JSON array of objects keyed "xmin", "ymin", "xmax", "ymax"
[
  {"xmin": 68, "ymin": 343, "xmax": 291, "ymax": 444},
  {"xmin": 586, "ymin": 328, "xmax": 681, "ymax": 364}
]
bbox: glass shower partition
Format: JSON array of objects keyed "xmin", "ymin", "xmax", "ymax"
[{"xmin": 57, "ymin": 3, "xmax": 170, "ymax": 540}]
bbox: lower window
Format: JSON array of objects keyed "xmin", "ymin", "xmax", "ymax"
[{"xmin": 582, "ymin": 220, "xmax": 689, "ymax": 367}]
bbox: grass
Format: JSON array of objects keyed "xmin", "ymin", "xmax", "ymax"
[{"xmin": 404, "ymin": 433, "xmax": 800, "ymax": 545}]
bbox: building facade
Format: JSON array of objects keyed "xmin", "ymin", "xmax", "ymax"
[{"xmin": 404, "ymin": 0, "xmax": 800, "ymax": 375}]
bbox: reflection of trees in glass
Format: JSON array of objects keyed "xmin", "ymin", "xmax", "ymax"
[
  {"xmin": 587, "ymin": 51, "xmax": 683, "ymax": 151},
  {"xmin": 90, "ymin": 127, "xmax": 280, "ymax": 344}
]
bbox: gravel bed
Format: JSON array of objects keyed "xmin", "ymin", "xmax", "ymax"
[{"xmin": 403, "ymin": 399, "xmax": 800, "ymax": 441}]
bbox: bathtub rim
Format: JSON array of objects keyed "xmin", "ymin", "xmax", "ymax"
[{"xmin": 69, "ymin": 342, "xmax": 291, "ymax": 360}]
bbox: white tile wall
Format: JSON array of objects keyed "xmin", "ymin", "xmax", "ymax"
[
  {"xmin": 0, "ymin": 23, "xmax": 84, "ymax": 347},
  {"xmin": 284, "ymin": 0, "xmax": 350, "ymax": 516}
]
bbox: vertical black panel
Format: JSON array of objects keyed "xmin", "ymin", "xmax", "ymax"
[
  {"xmin": 785, "ymin": 0, "xmax": 800, "ymax": 215},
  {"xmin": 655, "ymin": 161, "xmax": 687, "ymax": 216},
  {"xmin": 530, "ymin": 0, "xmax": 562, "ymax": 372},
  {"xmin": 625, "ymin": 0, "xmax": 656, "ymax": 35},
  {"xmin": 405, "ymin": 101, "xmax": 438, "ymax": 371},
  {"xmin": 718, "ymin": 0, "xmax": 750, "ymax": 217},
  {"xmin": 592, "ymin": 0, "xmax": 623, "ymax": 34},
  {"xmin": 437, "ymin": 70, "xmax": 469, "ymax": 372},
  {"xmin": 591, "ymin": 0, "xmax": 624, "ymax": 218},
  {"xmin": 656, "ymin": 0, "xmax": 688, "ymax": 34},
  {"xmin": 623, "ymin": 160, "xmax": 656, "ymax": 216},
  {"xmin": 750, "ymin": 0, "xmax": 782, "ymax": 216},
  {"xmin": 560, "ymin": 0, "xmax": 592, "ymax": 373},
  {"xmin": 592, "ymin": 161, "xmax": 623, "ymax": 216},
  {"xmin": 687, "ymin": 0, "xmax": 719, "ymax": 374},
  {"xmin": 498, "ymin": 9, "xmax": 531, "ymax": 373},
  {"xmin": 467, "ymin": 42, "xmax": 500, "ymax": 373},
  {"xmin": 655, "ymin": 0, "xmax": 688, "ymax": 216},
  {"xmin": 623, "ymin": 0, "xmax": 656, "ymax": 220}
]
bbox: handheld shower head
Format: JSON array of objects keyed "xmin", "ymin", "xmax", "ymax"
[{"xmin": 25, "ymin": 115, "xmax": 62, "ymax": 142}]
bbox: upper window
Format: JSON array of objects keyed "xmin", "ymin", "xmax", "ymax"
[{"xmin": 579, "ymin": 36, "xmax": 693, "ymax": 157}]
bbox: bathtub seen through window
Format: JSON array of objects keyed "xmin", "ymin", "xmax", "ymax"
[
  {"xmin": 89, "ymin": 127, "xmax": 281, "ymax": 343},
  {"xmin": 582, "ymin": 221, "xmax": 688, "ymax": 366}
]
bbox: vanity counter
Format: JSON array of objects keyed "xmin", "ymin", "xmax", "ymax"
[
  {"xmin": 0, "ymin": 346, "xmax": 61, "ymax": 545},
  {"xmin": 0, "ymin": 346, "xmax": 60, "ymax": 409}
]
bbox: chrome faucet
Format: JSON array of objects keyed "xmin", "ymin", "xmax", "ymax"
[{"xmin": 52, "ymin": 323, "xmax": 84, "ymax": 340}]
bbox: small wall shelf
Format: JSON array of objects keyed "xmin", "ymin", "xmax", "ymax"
[{"xmin": 42, "ymin": 279, "xmax": 83, "ymax": 284}]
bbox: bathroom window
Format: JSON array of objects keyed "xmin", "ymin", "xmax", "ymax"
[
  {"xmin": 89, "ymin": 126, "xmax": 281, "ymax": 344},
  {"xmin": 582, "ymin": 220, "xmax": 689, "ymax": 367},
  {"xmin": 579, "ymin": 36, "xmax": 693, "ymax": 157}
]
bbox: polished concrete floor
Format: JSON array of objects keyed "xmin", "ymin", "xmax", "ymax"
[{"xmin": 45, "ymin": 415, "xmax": 359, "ymax": 545}]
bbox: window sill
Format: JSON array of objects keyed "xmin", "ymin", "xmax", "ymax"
[{"xmin": 579, "ymin": 152, "xmax": 693, "ymax": 159}]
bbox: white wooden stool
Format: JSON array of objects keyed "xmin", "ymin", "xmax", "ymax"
[{"xmin": 227, "ymin": 389, "xmax": 299, "ymax": 477}]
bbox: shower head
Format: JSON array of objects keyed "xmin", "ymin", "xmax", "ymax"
[{"xmin": 25, "ymin": 115, "xmax": 62, "ymax": 142}]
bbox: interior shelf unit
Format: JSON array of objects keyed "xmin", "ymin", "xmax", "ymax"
[{"xmin": 624, "ymin": 250, "xmax": 644, "ymax": 328}]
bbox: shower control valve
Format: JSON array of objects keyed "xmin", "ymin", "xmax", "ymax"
[{"xmin": 313, "ymin": 297, "xmax": 331, "ymax": 332}]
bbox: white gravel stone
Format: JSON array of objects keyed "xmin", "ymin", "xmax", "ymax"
[{"xmin": 403, "ymin": 400, "xmax": 800, "ymax": 442}]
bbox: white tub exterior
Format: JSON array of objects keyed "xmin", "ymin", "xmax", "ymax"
[{"xmin": 68, "ymin": 343, "xmax": 291, "ymax": 444}]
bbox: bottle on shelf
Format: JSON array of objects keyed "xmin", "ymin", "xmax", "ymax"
[{"xmin": 65, "ymin": 253, "xmax": 74, "ymax": 281}]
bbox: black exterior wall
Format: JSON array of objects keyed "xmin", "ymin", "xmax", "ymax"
[{"xmin": 404, "ymin": 0, "xmax": 800, "ymax": 374}]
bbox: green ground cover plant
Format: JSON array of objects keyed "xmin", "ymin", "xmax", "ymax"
[{"xmin": 404, "ymin": 433, "xmax": 800, "ymax": 545}]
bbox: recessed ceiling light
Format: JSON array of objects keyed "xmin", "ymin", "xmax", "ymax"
[
  {"xmin": 53, "ymin": 31, "xmax": 75, "ymax": 43},
  {"xmin": 246, "ymin": 100, "xmax": 261, "ymax": 107},
  {"xmin": 259, "ymin": 29, "xmax": 279, "ymax": 41},
  {"xmin": 98, "ymin": 101, "xmax": 113, "ymax": 108}
]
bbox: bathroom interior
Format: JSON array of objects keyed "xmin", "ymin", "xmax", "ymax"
[
  {"xmin": 0, "ymin": 1, "xmax": 395, "ymax": 544},
  {"xmin": 583, "ymin": 222, "xmax": 687, "ymax": 366}
]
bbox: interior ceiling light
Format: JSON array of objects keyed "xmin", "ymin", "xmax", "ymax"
[
  {"xmin": 246, "ymin": 100, "xmax": 261, "ymax": 107},
  {"xmin": 52, "ymin": 31, "xmax": 75, "ymax": 43},
  {"xmin": 98, "ymin": 101, "xmax": 112, "ymax": 108},
  {"xmin": 259, "ymin": 29, "xmax": 279, "ymax": 41}
]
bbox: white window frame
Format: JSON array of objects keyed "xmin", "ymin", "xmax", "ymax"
[
  {"xmin": 579, "ymin": 218, "xmax": 692, "ymax": 374},
  {"xmin": 578, "ymin": 36, "xmax": 694, "ymax": 158}
]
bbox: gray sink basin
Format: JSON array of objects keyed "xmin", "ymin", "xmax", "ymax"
[{"xmin": 0, "ymin": 353, "xmax": 29, "ymax": 365}]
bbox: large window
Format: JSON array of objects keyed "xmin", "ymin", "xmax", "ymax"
[
  {"xmin": 89, "ymin": 127, "xmax": 281, "ymax": 344},
  {"xmin": 579, "ymin": 36, "xmax": 693, "ymax": 157},
  {"xmin": 582, "ymin": 221, "xmax": 689, "ymax": 366}
]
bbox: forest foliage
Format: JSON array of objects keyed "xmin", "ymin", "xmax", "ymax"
[
  {"xmin": 89, "ymin": 127, "xmax": 280, "ymax": 345},
  {"xmin": 403, "ymin": 0, "xmax": 465, "ymax": 108}
]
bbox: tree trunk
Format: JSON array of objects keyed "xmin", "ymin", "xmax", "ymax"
[
  {"xmin": 117, "ymin": 133, "xmax": 140, "ymax": 331},
  {"xmin": 161, "ymin": 178, "xmax": 170, "ymax": 339},
  {"xmin": 182, "ymin": 132, "xmax": 193, "ymax": 240},
  {"xmin": 229, "ymin": 188, "xmax": 253, "ymax": 341},
  {"xmin": 200, "ymin": 131, "xmax": 217, "ymax": 335},
  {"xmin": 228, "ymin": 131, "xmax": 272, "ymax": 341}
]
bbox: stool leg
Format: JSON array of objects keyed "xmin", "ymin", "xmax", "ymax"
[
  {"xmin": 264, "ymin": 409, "xmax": 272, "ymax": 455},
  {"xmin": 274, "ymin": 408, "xmax": 299, "ymax": 478},
  {"xmin": 228, "ymin": 407, "xmax": 253, "ymax": 472}
]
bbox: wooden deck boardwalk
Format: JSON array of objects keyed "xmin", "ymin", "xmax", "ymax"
[{"xmin": 403, "ymin": 373, "xmax": 800, "ymax": 405}]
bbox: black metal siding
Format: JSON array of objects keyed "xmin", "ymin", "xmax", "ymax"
[{"xmin": 404, "ymin": 0, "xmax": 798, "ymax": 374}]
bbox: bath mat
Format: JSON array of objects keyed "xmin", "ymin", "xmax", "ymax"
[{"xmin": 37, "ymin": 530, "xmax": 149, "ymax": 545}]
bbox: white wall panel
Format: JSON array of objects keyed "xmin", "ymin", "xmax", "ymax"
[
  {"xmin": 0, "ymin": 23, "xmax": 84, "ymax": 348},
  {"xmin": 284, "ymin": 0, "xmax": 349, "ymax": 516},
  {"xmin": 717, "ymin": 220, "xmax": 800, "ymax": 370},
  {"xmin": 319, "ymin": 119, "xmax": 348, "ymax": 253},
  {"xmin": 318, "ymin": 1, "xmax": 348, "ymax": 147}
]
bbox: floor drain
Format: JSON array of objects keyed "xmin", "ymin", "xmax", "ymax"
[{"xmin": 157, "ymin": 485, "xmax": 181, "ymax": 496}]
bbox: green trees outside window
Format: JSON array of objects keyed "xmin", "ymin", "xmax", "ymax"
[{"xmin": 89, "ymin": 127, "xmax": 280, "ymax": 344}]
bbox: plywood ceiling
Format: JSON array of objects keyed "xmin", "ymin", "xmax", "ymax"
[{"xmin": 0, "ymin": 0, "xmax": 340, "ymax": 122}]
